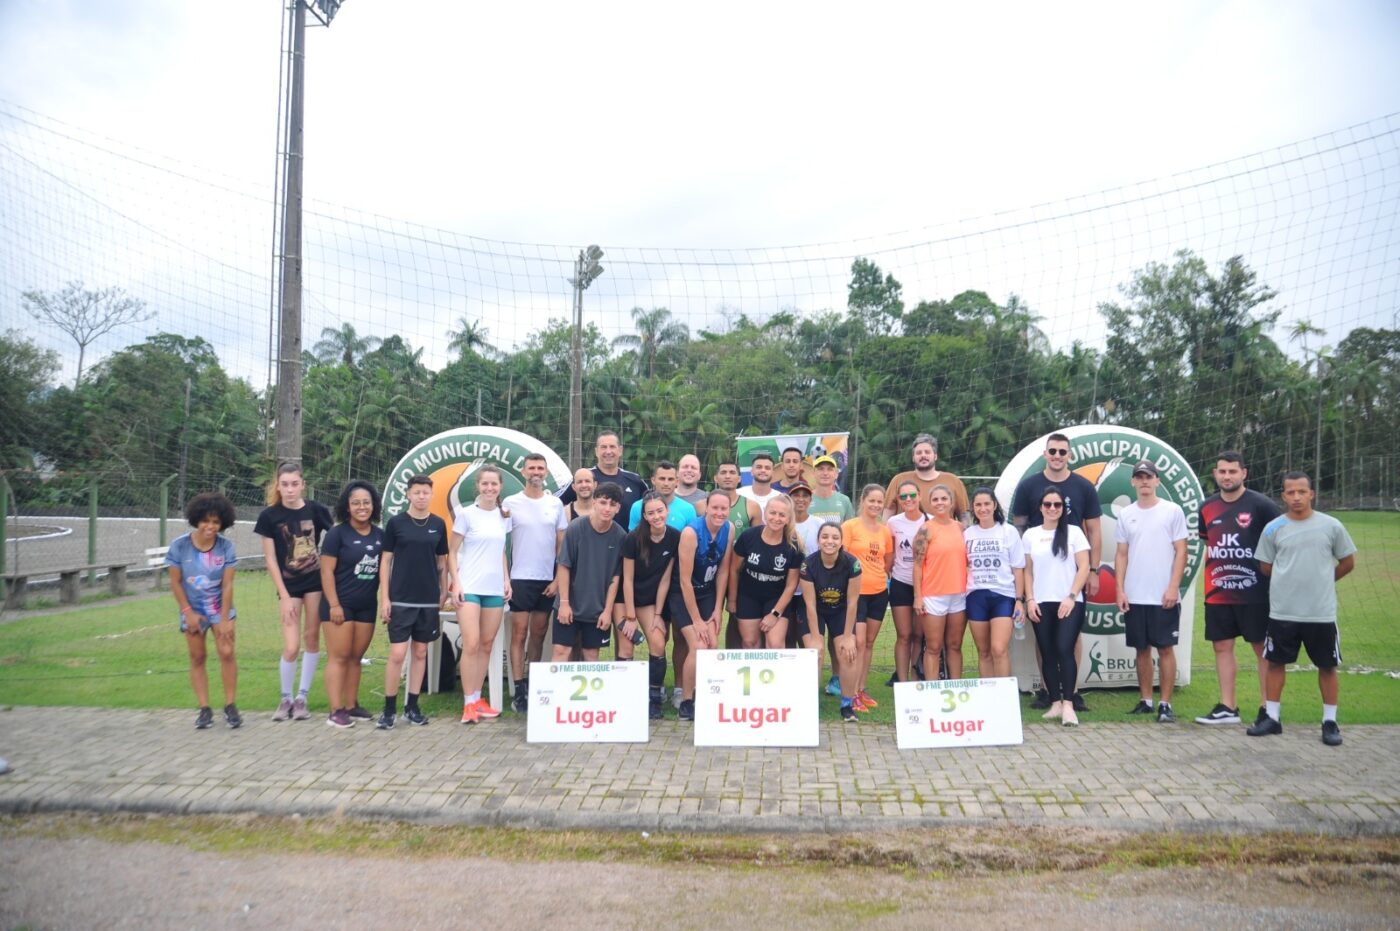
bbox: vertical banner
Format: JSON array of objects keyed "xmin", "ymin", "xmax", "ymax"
[
  {"xmin": 736, "ymin": 432, "xmax": 851, "ymax": 491},
  {"xmin": 995, "ymin": 426, "xmax": 1204, "ymax": 691}
]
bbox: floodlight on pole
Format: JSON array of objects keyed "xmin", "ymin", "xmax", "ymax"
[{"xmin": 568, "ymin": 245, "xmax": 604, "ymax": 468}]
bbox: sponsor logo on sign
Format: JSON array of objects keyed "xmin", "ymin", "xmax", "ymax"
[{"xmin": 382, "ymin": 426, "xmax": 571, "ymax": 525}]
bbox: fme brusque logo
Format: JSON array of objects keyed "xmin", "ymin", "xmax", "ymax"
[{"xmin": 995, "ymin": 426, "xmax": 1205, "ymax": 637}]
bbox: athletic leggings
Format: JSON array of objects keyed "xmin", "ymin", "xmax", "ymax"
[{"xmin": 1033, "ymin": 600, "xmax": 1085, "ymax": 702}]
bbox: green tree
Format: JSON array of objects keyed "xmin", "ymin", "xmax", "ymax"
[
  {"xmin": 313, "ymin": 323, "xmax": 381, "ymax": 367},
  {"xmin": 612, "ymin": 307, "xmax": 689, "ymax": 379},
  {"xmin": 847, "ymin": 258, "xmax": 904, "ymax": 337},
  {"xmin": 0, "ymin": 330, "xmax": 59, "ymax": 469},
  {"xmin": 22, "ymin": 282, "xmax": 152, "ymax": 386}
]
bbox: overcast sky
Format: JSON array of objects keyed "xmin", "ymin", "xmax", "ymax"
[{"xmin": 2, "ymin": 0, "xmax": 1398, "ymax": 376}]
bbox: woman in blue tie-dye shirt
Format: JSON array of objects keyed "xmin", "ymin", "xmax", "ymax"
[{"xmin": 165, "ymin": 492, "xmax": 240, "ymax": 730}]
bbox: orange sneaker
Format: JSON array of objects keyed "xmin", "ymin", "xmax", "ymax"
[
  {"xmin": 851, "ymin": 694, "xmax": 869, "ymax": 713},
  {"xmin": 460, "ymin": 703, "xmax": 480, "ymax": 725},
  {"xmin": 473, "ymin": 698, "xmax": 501, "ymax": 719},
  {"xmin": 858, "ymin": 689, "xmax": 879, "ymax": 709}
]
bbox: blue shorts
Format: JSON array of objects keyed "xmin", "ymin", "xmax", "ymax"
[
  {"xmin": 965, "ymin": 589, "xmax": 1016, "ymax": 622},
  {"xmin": 460, "ymin": 593, "xmax": 505, "ymax": 609}
]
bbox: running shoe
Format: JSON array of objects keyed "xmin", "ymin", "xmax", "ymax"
[
  {"xmin": 473, "ymin": 699, "xmax": 501, "ymax": 719},
  {"xmin": 224, "ymin": 704, "xmax": 243, "ymax": 729},
  {"xmin": 1254, "ymin": 706, "xmax": 1270, "ymax": 726},
  {"xmin": 1321, "ymin": 720, "xmax": 1343, "ymax": 747},
  {"xmin": 851, "ymin": 694, "xmax": 869, "ymax": 713},
  {"xmin": 649, "ymin": 699, "xmax": 664, "ymax": 720},
  {"xmin": 858, "ymin": 689, "xmax": 878, "ymax": 709},
  {"xmin": 511, "ymin": 689, "xmax": 528, "ymax": 714},
  {"xmin": 1127, "ymin": 700, "xmax": 1155, "ymax": 715},
  {"xmin": 1157, "ymin": 702, "xmax": 1176, "ymax": 724},
  {"xmin": 1061, "ymin": 707, "xmax": 1079, "ymax": 728},
  {"xmin": 375, "ymin": 711, "xmax": 396, "ymax": 730},
  {"xmin": 195, "ymin": 706, "xmax": 214, "ymax": 730},
  {"xmin": 1029, "ymin": 689, "xmax": 1051, "ymax": 710},
  {"xmin": 291, "ymin": 696, "xmax": 311, "ymax": 721},
  {"xmin": 841, "ymin": 704, "xmax": 858, "ymax": 723},
  {"xmin": 460, "ymin": 703, "xmax": 479, "ymax": 725},
  {"xmin": 272, "ymin": 698, "xmax": 293, "ymax": 722},
  {"xmin": 825, "ymin": 675, "xmax": 841, "ymax": 697},
  {"xmin": 403, "ymin": 707, "xmax": 429, "ymax": 726},
  {"xmin": 1194, "ymin": 704, "xmax": 1241, "ymax": 726},
  {"xmin": 347, "ymin": 705, "xmax": 373, "ymax": 720},
  {"xmin": 678, "ymin": 699, "xmax": 695, "ymax": 721},
  {"xmin": 1246, "ymin": 716, "xmax": 1282, "ymax": 737},
  {"xmin": 327, "ymin": 709, "xmax": 353, "ymax": 729},
  {"xmin": 1071, "ymin": 693, "xmax": 1090, "ymax": 713}
]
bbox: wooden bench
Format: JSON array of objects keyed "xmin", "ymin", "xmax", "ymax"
[{"xmin": 2, "ymin": 562, "xmax": 131, "ymax": 611}]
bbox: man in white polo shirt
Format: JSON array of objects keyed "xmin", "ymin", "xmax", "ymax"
[{"xmin": 504, "ymin": 453, "xmax": 568, "ymax": 713}]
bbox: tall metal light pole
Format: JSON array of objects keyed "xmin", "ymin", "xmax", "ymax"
[
  {"xmin": 567, "ymin": 245, "xmax": 604, "ymax": 467},
  {"xmin": 273, "ymin": 0, "xmax": 343, "ymax": 466}
]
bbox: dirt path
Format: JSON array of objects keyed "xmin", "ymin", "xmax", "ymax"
[{"xmin": 3, "ymin": 832, "xmax": 1396, "ymax": 930}]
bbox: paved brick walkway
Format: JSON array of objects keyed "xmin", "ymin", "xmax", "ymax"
[{"xmin": 0, "ymin": 707, "xmax": 1395, "ymax": 835}]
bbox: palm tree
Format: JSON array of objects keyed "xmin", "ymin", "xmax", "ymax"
[
  {"xmin": 612, "ymin": 307, "xmax": 689, "ymax": 379},
  {"xmin": 313, "ymin": 323, "xmax": 381, "ymax": 367},
  {"xmin": 447, "ymin": 316, "xmax": 494, "ymax": 358}
]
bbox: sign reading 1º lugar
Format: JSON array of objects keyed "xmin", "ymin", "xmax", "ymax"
[{"xmin": 694, "ymin": 649, "xmax": 819, "ymax": 747}]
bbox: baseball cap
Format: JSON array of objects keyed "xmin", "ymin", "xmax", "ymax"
[
  {"xmin": 786, "ymin": 480, "xmax": 813, "ymax": 494},
  {"xmin": 813, "ymin": 455, "xmax": 838, "ymax": 469},
  {"xmin": 1131, "ymin": 460, "xmax": 1158, "ymax": 477}
]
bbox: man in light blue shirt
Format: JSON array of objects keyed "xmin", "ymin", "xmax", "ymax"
[{"xmin": 628, "ymin": 460, "xmax": 697, "ymax": 530}]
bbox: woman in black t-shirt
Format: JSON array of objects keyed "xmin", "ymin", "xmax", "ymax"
[
  {"xmin": 728, "ymin": 493, "xmax": 802, "ymax": 650},
  {"xmin": 623, "ymin": 492, "xmax": 681, "ymax": 719},
  {"xmin": 318, "ymin": 480, "xmax": 385, "ymax": 728},
  {"xmin": 254, "ymin": 462, "xmax": 333, "ymax": 722},
  {"xmin": 799, "ymin": 521, "xmax": 864, "ymax": 722}
]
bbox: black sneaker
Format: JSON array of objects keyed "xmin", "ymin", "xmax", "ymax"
[
  {"xmin": 1321, "ymin": 720, "xmax": 1343, "ymax": 746},
  {"xmin": 1157, "ymin": 702, "xmax": 1176, "ymax": 724},
  {"xmin": 884, "ymin": 672, "xmax": 897, "ymax": 687},
  {"xmin": 1071, "ymin": 693, "xmax": 1089, "ymax": 713},
  {"xmin": 678, "ymin": 699, "xmax": 695, "ymax": 721},
  {"xmin": 347, "ymin": 705, "xmax": 373, "ymax": 720},
  {"xmin": 1246, "ymin": 716, "xmax": 1282, "ymax": 737},
  {"xmin": 841, "ymin": 704, "xmax": 858, "ymax": 723},
  {"xmin": 1255, "ymin": 706, "xmax": 1269, "ymax": 726},
  {"xmin": 649, "ymin": 700, "xmax": 664, "ymax": 720},
  {"xmin": 376, "ymin": 712, "xmax": 396, "ymax": 730},
  {"xmin": 1127, "ymin": 700, "xmax": 1155, "ymax": 715},
  {"xmin": 1030, "ymin": 689, "xmax": 1052, "ymax": 710},
  {"xmin": 1194, "ymin": 704, "xmax": 1241, "ymax": 725},
  {"xmin": 511, "ymin": 690, "xmax": 528, "ymax": 714},
  {"xmin": 224, "ymin": 704, "xmax": 243, "ymax": 729},
  {"xmin": 403, "ymin": 707, "xmax": 429, "ymax": 726},
  {"xmin": 195, "ymin": 707, "xmax": 214, "ymax": 729}
]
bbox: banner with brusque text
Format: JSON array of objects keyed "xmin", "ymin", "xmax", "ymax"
[
  {"xmin": 995, "ymin": 426, "xmax": 1204, "ymax": 691},
  {"xmin": 736, "ymin": 432, "xmax": 850, "ymax": 492}
]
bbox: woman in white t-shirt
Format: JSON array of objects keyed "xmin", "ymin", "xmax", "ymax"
[
  {"xmin": 963, "ymin": 487, "xmax": 1026, "ymax": 679},
  {"xmin": 450, "ymin": 465, "xmax": 512, "ymax": 724},
  {"xmin": 1022, "ymin": 488, "xmax": 1091, "ymax": 727},
  {"xmin": 885, "ymin": 480, "xmax": 928, "ymax": 685}
]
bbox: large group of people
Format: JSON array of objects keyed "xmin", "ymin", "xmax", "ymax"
[{"xmin": 167, "ymin": 429, "xmax": 1358, "ymax": 746}]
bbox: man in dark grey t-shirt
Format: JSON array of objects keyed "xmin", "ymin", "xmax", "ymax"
[{"xmin": 552, "ymin": 483, "xmax": 627, "ymax": 662}]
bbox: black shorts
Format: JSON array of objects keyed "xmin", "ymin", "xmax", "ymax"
[
  {"xmin": 889, "ymin": 578, "xmax": 916, "ymax": 608},
  {"xmin": 808, "ymin": 610, "xmax": 853, "ymax": 639},
  {"xmin": 284, "ymin": 577, "xmax": 324, "ymax": 598},
  {"xmin": 387, "ymin": 605, "xmax": 440, "ymax": 644},
  {"xmin": 509, "ymin": 578, "xmax": 553, "ymax": 614},
  {"xmin": 1124, "ymin": 604, "xmax": 1181, "ymax": 650},
  {"xmin": 666, "ymin": 589, "xmax": 716, "ymax": 631},
  {"xmin": 856, "ymin": 590, "xmax": 889, "ymax": 623},
  {"xmin": 318, "ymin": 600, "xmax": 376, "ymax": 623},
  {"xmin": 735, "ymin": 591, "xmax": 784, "ymax": 619},
  {"xmin": 552, "ymin": 615, "xmax": 611, "ymax": 651},
  {"xmin": 1204, "ymin": 602, "xmax": 1269, "ymax": 643},
  {"xmin": 1264, "ymin": 619, "xmax": 1341, "ymax": 669}
]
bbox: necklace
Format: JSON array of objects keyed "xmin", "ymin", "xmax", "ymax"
[{"xmin": 409, "ymin": 512, "xmax": 430, "ymax": 527}]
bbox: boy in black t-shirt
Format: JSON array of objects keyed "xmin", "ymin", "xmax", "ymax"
[
  {"xmin": 552, "ymin": 483, "xmax": 627, "ymax": 662},
  {"xmin": 376, "ymin": 474, "xmax": 453, "ymax": 729}
]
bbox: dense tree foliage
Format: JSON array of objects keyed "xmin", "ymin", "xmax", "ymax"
[{"xmin": 4, "ymin": 252, "xmax": 1396, "ymax": 511}]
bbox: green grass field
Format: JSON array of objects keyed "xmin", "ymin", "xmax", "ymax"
[{"xmin": 2, "ymin": 512, "xmax": 1396, "ymax": 724}]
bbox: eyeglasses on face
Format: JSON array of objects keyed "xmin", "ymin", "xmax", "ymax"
[
  {"xmin": 1041, "ymin": 501, "xmax": 1064, "ymax": 509},
  {"xmin": 1046, "ymin": 448, "xmax": 1069, "ymax": 456}
]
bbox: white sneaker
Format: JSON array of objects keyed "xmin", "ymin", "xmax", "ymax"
[{"xmin": 672, "ymin": 687, "xmax": 683, "ymax": 710}]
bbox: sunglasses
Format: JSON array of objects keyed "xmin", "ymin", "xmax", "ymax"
[
  {"xmin": 705, "ymin": 542, "xmax": 718, "ymax": 560},
  {"xmin": 1041, "ymin": 501, "xmax": 1064, "ymax": 509},
  {"xmin": 898, "ymin": 492, "xmax": 919, "ymax": 500},
  {"xmin": 1046, "ymin": 448, "xmax": 1069, "ymax": 456}
]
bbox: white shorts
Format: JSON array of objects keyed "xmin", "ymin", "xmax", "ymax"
[{"xmin": 921, "ymin": 593, "xmax": 966, "ymax": 616}]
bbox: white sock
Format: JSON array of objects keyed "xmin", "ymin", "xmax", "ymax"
[
  {"xmin": 467, "ymin": 690, "xmax": 481, "ymax": 704},
  {"xmin": 1322, "ymin": 704, "xmax": 1338, "ymax": 723},
  {"xmin": 1266, "ymin": 700, "xmax": 1281, "ymax": 722},
  {"xmin": 279, "ymin": 659, "xmax": 296, "ymax": 699},
  {"xmin": 298, "ymin": 652, "xmax": 319, "ymax": 696}
]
